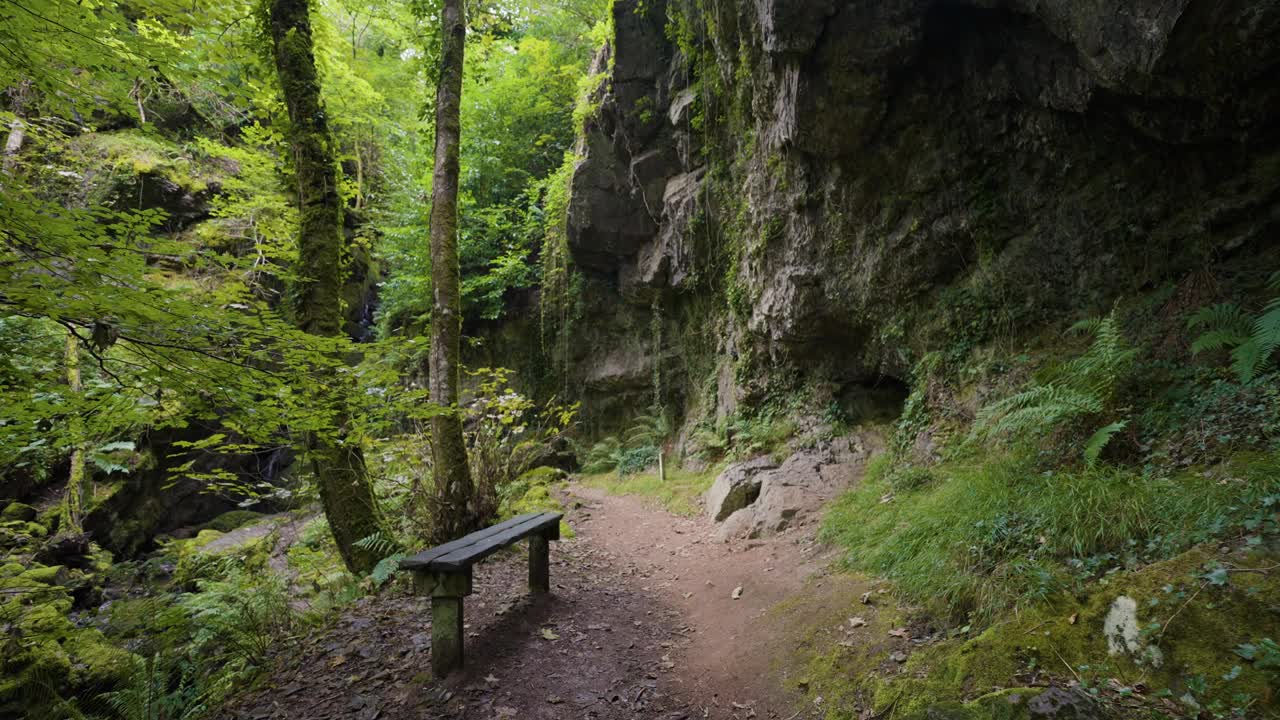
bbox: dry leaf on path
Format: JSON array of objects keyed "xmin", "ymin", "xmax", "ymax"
[{"xmin": 731, "ymin": 586, "xmax": 743, "ymax": 599}]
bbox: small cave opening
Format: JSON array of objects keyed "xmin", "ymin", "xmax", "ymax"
[{"xmin": 835, "ymin": 375, "xmax": 910, "ymax": 426}]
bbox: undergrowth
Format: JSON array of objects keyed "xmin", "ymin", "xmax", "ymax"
[{"xmin": 822, "ymin": 451, "xmax": 1280, "ymax": 625}]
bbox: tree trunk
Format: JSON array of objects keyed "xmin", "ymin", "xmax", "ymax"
[
  {"xmin": 3, "ymin": 81, "xmax": 30, "ymax": 180},
  {"xmin": 62, "ymin": 330, "xmax": 85, "ymax": 534},
  {"xmin": 428, "ymin": 0, "xmax": 478, "ymax": 544},
  {"xmin": 266, "ymin": 0, "xmax": 381, "ymax": 574}
]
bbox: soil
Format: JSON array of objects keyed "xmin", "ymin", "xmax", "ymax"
[{"xmin": 217, "ymin": 482, "xmax": 877, "ymax": 720}]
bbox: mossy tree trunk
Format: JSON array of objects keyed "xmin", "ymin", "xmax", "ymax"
[
  {"xmin": 265, "ymin": 0, "xmax": 381, "ymax": 574},
  {"xmin": 62, "ymin": 329, "xmax": 85, "ymax": 534},
  {"xmin": 428, "ymin": 0, "xmax": 479, "ymax": 544}
]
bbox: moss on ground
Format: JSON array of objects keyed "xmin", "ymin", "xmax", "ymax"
[{"xmin": 789, "ymin": 545, "xmax": 1280, "ymax": 719}]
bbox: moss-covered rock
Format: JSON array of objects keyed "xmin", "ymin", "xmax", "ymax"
[
  {"xmin": 1, "ymin": 502, "xmax": 37, "ymax": 521},
  {"xmin": 200, "ymin": 509, "xmax": 265, "ymax": 533}
]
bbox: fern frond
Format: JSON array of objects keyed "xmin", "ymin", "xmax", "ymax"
[
  {"xmin": 353, "ymin": 531, "xmax": 400, "ymax": 557},
  {"xmin": 1188, "ymin": 302, "xmax": 1249, "ymax": 332},
  {"xmin": 371, "ymin": 553, "xmax": 407, "ymax": 587},
  {"xmin": 1190, "ymin": 328, "xmax": 1251, "ymax": 355},
  {"xmin": 1083, "ymin": 420, "xmax": 1127, "ymax": 467},
  {"xmin": 1251, "ymin": 297, "xmax": 1280, "ymax": 362}
]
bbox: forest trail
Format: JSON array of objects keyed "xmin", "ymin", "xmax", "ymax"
[{"xmin": 217, "ymin": 481, "xmax": 868, "ymax": 720}]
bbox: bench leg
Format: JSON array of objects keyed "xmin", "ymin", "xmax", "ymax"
[
  {"xmin": 431, "ymin": 595, "xmax": 464, "ymax": 677},
  {"xmin": 529, "ymin": 533, "xmax": 550, "ymax": 594}
]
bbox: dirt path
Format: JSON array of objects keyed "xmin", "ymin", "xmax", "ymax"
[{"xmin": 218, "ymin": 482, "xmax": 861, "ymax": 720}]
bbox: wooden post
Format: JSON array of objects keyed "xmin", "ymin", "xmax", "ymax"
[
  {"xmin": 529, "ymin": 534, "xmax": 549, "ymax": 593},
  {"xmin": 414, "ymin": 569, "xmax": 472, "ymax": 677},
  {"xmin": 431, "ymin": 596, "xmax": 464, "ymax": 676}
]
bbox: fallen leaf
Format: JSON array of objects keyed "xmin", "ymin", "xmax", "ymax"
[
  {"xmin": 541, "ymin": 628, "xmax": 560, "ymax": 641},
  {"xmin": 682, "ymin": 592, "xmax": 693, "ymax": 599},
  {"xmin": 329, "ymin": 655, "xmax": 347, "ymax": 668},
  {"xmin": 1068, "ymin": 612, "xmax": 1078, "ymax": 625},
  {"xmin": 731, "ymin": 585, "xmax": 744, "ymax": 599},
  {"xmin": 848, "ymin": 617, "xmax": 867, "ymax": 628},
  {"xmin": 484, "ymin": 674, "xmax": 499, "ymax": 685},
  {"xmin": 859, "ymin": 591, "xmax": 872, "ymax": 605},
  {"xmin": 888, "ymin": 628, "xmax": 909, "ymax": 638}
]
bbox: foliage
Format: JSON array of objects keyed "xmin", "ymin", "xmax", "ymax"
[
  {"xmin": 353, "ymin": 531, "xmax": 406, "ymax": 587},
  {"xmin": 99, "ymin": 653, "xmax": 205, "ymax": 720},
  {"xmin": 690, "ymin": 411, "xmax": 796, "ymax": 462},
  {"xmin": 1188, "ymin": 272, "xmax": 1280, "ymax": 383},
  {"xmin": 971, "ymin": 310, "xmax": 1136, "ymax": 465},
  {"xmin": 465, "ymin": 368, "xmax": 578, "ymax": 521},
  {"xmin": 181, "ymin": 570, "xmax": 293, "ymax": 673},
  {"xmin": 821, "ymin": 451, "xmax": 1280, "ymax": 624}
]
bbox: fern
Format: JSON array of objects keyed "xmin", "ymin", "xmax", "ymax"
[
  {"xmin": 99, "ymin": 653, "xmax": 205, "ymax": 720},
  {"xmin": 1189, "ymin": 273, "xmax": 1280, "ymax": 383},
  {"xmin": 354, "ymin": 532, "xmax": 405, "ymax": 586},
  {"xmin": 370, "ymin": 553, "xmax": 407, "ymax": 587},
  {"xmin": 973, "ymin": 309, "xmax": 1134, "ymax": 464},
  {"xmin": 1083, "ymin": 421, "xmax": 1128, "ymax": 467},
  {"xmin": 580, "ymin": 436, "xmax": 623, "ymax": 474},
  {"xmin": 352, "ymin": 531, "xmax": 400, "ymax": 558}
]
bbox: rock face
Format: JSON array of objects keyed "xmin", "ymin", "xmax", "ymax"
[
  {"xmin": 561, "ymin": 0, "xmax": 1280, "ymax": 435},
  {"xmin": 705, "ymin": 456, "xmax": 775, "ymax": 521},
  {"xmin": 710, "ymin": 435, "xmax": 870, "ymax": 539}
]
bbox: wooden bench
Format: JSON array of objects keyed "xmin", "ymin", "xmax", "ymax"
[{"xmin": 399, "ymin": 511, "xmax": 562, "ymax": 676}]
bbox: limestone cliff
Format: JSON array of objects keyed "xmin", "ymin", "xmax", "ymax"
[{"xmin": 561, "ymin": 0, "xmax": 1280, "ymax": 437}]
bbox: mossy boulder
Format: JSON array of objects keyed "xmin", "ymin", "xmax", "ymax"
[
  {"xmin": 1, "ymin": 502, "xmax": 36, "ymax": 521},
  {"xmin": 0, "ymin": 565, "xmax": 134, "ymax": 710},
  {"xmin": 200, "ymin": 509, "xmax": 265, "ymax": 533}
]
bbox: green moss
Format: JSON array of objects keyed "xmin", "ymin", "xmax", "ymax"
[
  {"xmin": 63, "ymin": 629, "xmax": 134, "ymax": 687},
  {"xmin": 501, "ymin": 467, "xmax": 575, "ymax": 538},
  {"xmin": 200, "ymin": 510, "xmax": 265, "ymax": 533},
  {"xmin": 18, "ymin": 564, "xmax": 67, "ymax": 586},
  {"xmin": 1, "ymin": 502, "xmax": 36, "ymax": 521},
  {"xmin": 793, "ymin": 548, "xmax": 1280, "ymax": 719},
  {"xmin": 0, "ymin": 519, "xmax": 46, "ymax": 540},
  {"xmin": 73, "ymin": 130, "xmax": 217, "ymax": 195}
]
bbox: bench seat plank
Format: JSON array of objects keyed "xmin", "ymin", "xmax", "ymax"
[
  {"xmin": 399, "ymin": 512, "xmax": 543, "ymax": 570},
  {"xmin": 400, "ymin": 511, "xmax": 561, "ymax": 572},
  {"xmin": 430, "ymin": 512, "xmax": 560, "ymax": 571}
]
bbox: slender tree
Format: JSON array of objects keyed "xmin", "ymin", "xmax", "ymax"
[
  {"xmin": 61, "ymin": 330, "xmax": 85, "ymax": 534},
  {"xmin": 428, "ymin": 0, "xmax": 478, "ymax": 543},
  {"xmin": 265, "ymin": 0, "xmax": 381, "ymax": 573}
]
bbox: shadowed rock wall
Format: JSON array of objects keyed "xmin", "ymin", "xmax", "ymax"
[{"xmin": 563, "ymin": 0, "xmax": 1280, "ymax": 435}]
